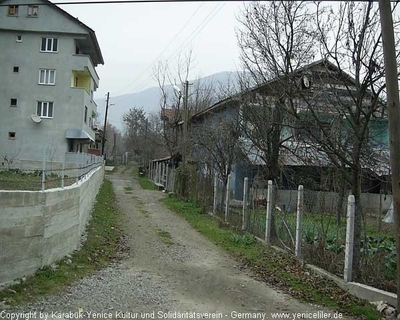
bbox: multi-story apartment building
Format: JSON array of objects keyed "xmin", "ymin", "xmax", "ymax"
[{"xmin": 0, "ymin": 0, "xmax": 104, "ymax": 161}]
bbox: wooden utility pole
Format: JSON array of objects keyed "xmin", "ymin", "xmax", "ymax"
[
  {"xmin": 379, "ymin": 0, "xmax": 400, "ymax": 310},
  {"xmin": 101, "ymin": 92, "xmax": 110, "ymax": 157}
]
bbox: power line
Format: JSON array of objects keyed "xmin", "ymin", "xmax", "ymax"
[
  {"xmin": 112, "ymin": 2, "xmax": 226, "ymax": 101},
  {"xmin": 125, "ymin": 2, "xmax": 225, "ymax": 94},
  {"xmin": 2, "ymin": 0, "xmax": 254, "ymax": 6},
  {"xmin": 166, "ymin": 2, "xmax": 226, "ymax": 64},
  {"xmin": 112, "ymin": 2, "xmax": 205, "ymax": 98},
  {"xmin": 126, "ymin": 2, "xmax": 226, "ymax": 94},
  {"xmin": 0, "ymin": 0, "xmax": 393, "ymax": 5}
]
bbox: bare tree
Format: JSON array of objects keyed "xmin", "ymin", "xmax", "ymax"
[
  {"xmin": 153, "ymin": 52, "xmax": 222, "ymax": 166},
  {"xmin": 191, "ymin": 101, "xmax": 242, "ymax": 183},
  {"xmin": 236, "ymin": 1, "xmax": 318, "ymax": 182},
  {"xmin": 290, "ymin": 1, "xmax": 398, "ymax": 275},
  {"xmin": 236, "ymin": 1, "xmax": 399, "ymax": 277},
  {"xmin": 153, "ymin": 60, "xmax": 184, "ymax": 164},
  {"xmin": 103, "ymin": 122, "xmax": 124, "ymax": 163}
]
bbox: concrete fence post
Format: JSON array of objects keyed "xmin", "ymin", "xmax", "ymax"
[
  {"xmin": 41, "ymin": 148, "xmax": 46, "ymax": 192},
  {"xmin": 265, "ymin": 180, "xmax": 273, "ymax": 243},
  {"xmin": 149, "ymin": 160, "xmax": 151, "ymax": 178},
  {"xmin": 75, "ymin": 153, "xmax": 79, "ymax": 183},
  {"xmin": 242, "ymin": 177, "xmax": 249, "ymax": 231},
  {"xmin": 165, "ymin": 164, "xmax": 169, "ymax": 191},
  {"xmin": 61, "ymin": 155, "xmax": 65, "ymax": 189},
  {"xmin": 80, "ymin": 153, "xmax": 83, "ymax": 180},
  {"xmin": 213, "ymin": 175, "xmax": 218, "ymax": 215},
  {"xmin": 295, "ymin": 185, "xmax": 304, "ymax": 257},
  {"xmin": 225, "ymin": 174, "xmax": 231, "ymax": 222},
  {"xmin": 150, "ymin": 161, "xmax": 153, "ymax": 181},
  {"xmin": 344, "ymin": 194, "xmax": 355, "ymax": 282},
  {"xmin": 161, "ymin": 163, "xmax": 165, "ymax": 188},
  {"xmin": 164, "ymin": 163, "xmax": 167, "ymax": 187},
  {"xmin": 160, "ymin": 163, "xmax": 163, "ymax": 186},
  {"xmin": 158, "ymin": 163, "xmax": 161, "ymax": 185}
]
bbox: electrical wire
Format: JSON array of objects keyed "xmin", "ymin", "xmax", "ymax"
[
  {"xmin": 112, "ymin": 2, "xmax": 205, "ymax": 98},
  {"xmin": 112, "ymin": 2, "xmax": 226, "ymax": 100},
  {"xmin": 1, "ymin": 0, "xmax": 262, "ymax": 6}
]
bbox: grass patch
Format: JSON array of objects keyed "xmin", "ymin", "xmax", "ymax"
[
  {"xmin": 157, "ymin": 229, "xmax": 174, "ymax": 246},
  {"xmin": 0, "ymin": 170, "xmax": 76, "ymax": 191},
  {"xmin": 138, "ymin": 175, "xmax": 157, "ymax": 190},
  {"xmin": 163, "ymin": 195, "xmax": 380, "ymax": 320},
  {"xmin": 0, "ymin": 180, "xmax": 124, "ymax": 307},
  {"xmin": 130, "ymin": 164, "xmax": 156, "ymax": 190}
]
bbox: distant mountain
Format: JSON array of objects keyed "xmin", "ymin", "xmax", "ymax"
[{"xmin": 95, "ymin": 71, "xmax": 242, "ymax": 131}]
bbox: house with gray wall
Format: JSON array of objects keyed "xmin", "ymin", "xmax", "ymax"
[
  {"xmin": 189, "ymin": 60, "xmax": 390, "ymax": 200},
  {"xmin": 0, "ymin": 0, "xmax": 104, "ymax": 162}
]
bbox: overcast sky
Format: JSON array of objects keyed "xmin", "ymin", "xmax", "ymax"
[{"xmin": 54, "ymin": 0, "xmax": 244, "ymax": 101}]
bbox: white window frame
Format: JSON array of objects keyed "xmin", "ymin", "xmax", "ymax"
[
  {"xmin": 37, "ymin": 101, "xmax": 54, "ymax": 118},
  {"xmin": 40, "ymin": 38, "xmax": 58, "ymax": 53},
  {"xmin": 7, "ymin": 5, "xmax": 18, "ymax": 16},
  {"xmin": 16, "ymin": 35, "xmax": 22, "ymax": 43},
  {"xmin": 38, "ymin": 69, "xmax": 56, "ymax": 85},
  {"xmin": 27, "ymin": 5, "xmax": 39, "ymax": 17}
]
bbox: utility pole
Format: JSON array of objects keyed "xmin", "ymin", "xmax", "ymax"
[
  {"xmin": 101, "ymin": 92, "xmax": 110, "ymax": 157},
  {"xmin": 379, "ymin": 0, "xmax": 400, "ymax": 311},
  {"xmin": 183, "ymin": 80, "xmax": 190, "ymax": 166}
]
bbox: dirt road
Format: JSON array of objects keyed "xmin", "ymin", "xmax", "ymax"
[{"xmin": 9, "ymin": 166, "xmax": 343, "ymax": 319}]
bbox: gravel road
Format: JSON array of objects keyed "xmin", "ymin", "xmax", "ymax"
[{"xmin": 6, "ymin": 166, "xmax": 345, "ymax": 320}]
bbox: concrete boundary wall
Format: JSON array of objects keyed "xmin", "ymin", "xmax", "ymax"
[{"xmin": 0, "ymin": 165, "xmax": 104, "ymax": 285}]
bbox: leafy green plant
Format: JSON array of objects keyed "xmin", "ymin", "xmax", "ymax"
[{"xmin": 230, "ymin": 234, "xmax": 257, "ymax": 247}]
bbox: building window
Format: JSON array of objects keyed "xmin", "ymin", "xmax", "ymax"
[
  {"xmin": 10, "ymin": 98, "xmax": 17, "ymax": 107},
  {"xmin": 41, "ymin": 38, "xmax": 58, "ymax": 52},
  {"xmin": 37, "ymin": 101, "xmax": 54, "ymax": 118},
  {"xmin": 16, "ymin": 35, "xmax": 22, "ymax": 42},
  {"xmin": 27, "ymin": 5, "xmax": 39, "ymax": 17},
  {"xmin": 84, "ymin": 106, "xmax": 88, "ymax": 123},
  {"xmin": 8, "ymin": 132, "xmax": 16, "ymax": 139},
  {"xmin": 39, "ymin": 69, "xmax": 56, "ymax": 85},
  {"xmin": 13, "ymin": 66, "xmax": 19, "ymax": 73},
  {"xmin": 7, "ymin": 6, "xmax": 18, "ymax": 16}
]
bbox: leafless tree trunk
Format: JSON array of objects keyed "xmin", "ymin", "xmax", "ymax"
[{"xmin": 236, "ymin": 1, "xmax": 318, "ymax": 184}]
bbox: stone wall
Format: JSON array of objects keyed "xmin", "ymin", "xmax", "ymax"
[{"xmin": 0, "ymin": 165, "xmax": 104, "ymax": 285}]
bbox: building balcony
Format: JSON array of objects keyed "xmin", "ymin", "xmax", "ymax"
[
  {"xmin": 71, "ymin": 54, "xmax": 99, "ymax": 87},
  {"xmin": 69, "ymin": 88, "xmax": 96, "ymax": 140}
]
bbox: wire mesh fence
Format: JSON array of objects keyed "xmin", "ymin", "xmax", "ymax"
[
  {"xmin": 270, "ymin": 188, "xmax": 297, "ymax": 253},
  {"xmin": 200, "ymin": 173, "xmax": 396, "ymax": 294},
  {"xmin": 153, "ymin": 163, "xmax": 396, "ymax": 293},
  {"xmin": 357, "ymin": 192, "xmax": 395, "ymax": 293},
  {"xmin": 301, "ymin": 189, "xmax": 347, "ymax": 278},
  {"xmin": 0, "ymin": 152, "xmax": 103, "ymax": 191}
]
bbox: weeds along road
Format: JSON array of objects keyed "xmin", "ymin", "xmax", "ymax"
[{"xmin": 7, "ymin": 166, "xmax": 345, "ymax": 319}]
